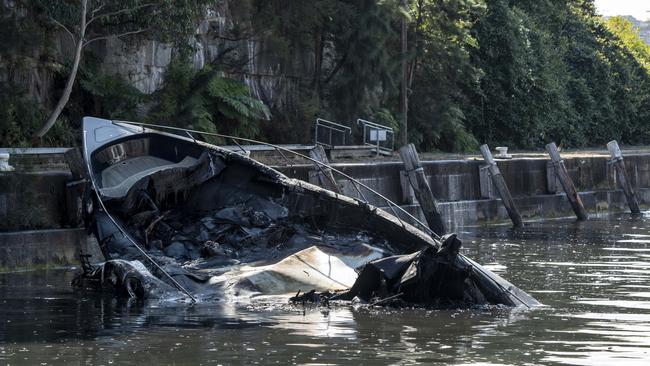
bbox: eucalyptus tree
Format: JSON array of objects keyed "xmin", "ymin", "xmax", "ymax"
[{"xmin": 33, "ymin": 0, "xmax": 209, "ymax": 138}]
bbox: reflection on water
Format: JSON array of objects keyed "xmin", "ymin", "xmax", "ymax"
[{"xmin": 3, "ymin": 214, "xmax": 650, "ymax": 365}]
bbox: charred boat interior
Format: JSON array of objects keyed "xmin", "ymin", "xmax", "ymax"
[{"xmin": 79, "ymin": 118, "xmax": 539, "ymax": 308}]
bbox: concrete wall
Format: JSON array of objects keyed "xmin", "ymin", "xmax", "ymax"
[
  {"xmin": 276, "ymin": 154, "xmax": 650, "ymax": 203},
  {"xmin": 0, "ymin": 148, "xmax": 73, "ymax": 231},
  {"xmin": 275, "ymin": 153, "xmax": 650, "ymax": 230},
  {"xmin": 0, "ymin": 229, "xmax": 102, "ymax": 272},
  {"xmin": 2, "ymin": 148, "xmax": 650, "ymax": 270},
  {"xmin": 3, "ymin": 149, "xmax": 650, "ymax": 232}
]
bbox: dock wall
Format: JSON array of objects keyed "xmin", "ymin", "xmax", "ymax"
[
  {"xmin": 2, "ymin": 148, "xmax": 649, "ymax": 271},
  {"xmin": 275, "ymin": 154, "xmax": 650, "ymax": 226}
]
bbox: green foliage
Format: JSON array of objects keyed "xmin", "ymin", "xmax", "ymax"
[
  {"xmin": 248, "ymin": 0, "xmax": 403, "ymax": 140},
  {"xmin": 35, "ymin": 0, "xmax": 210, "ymax": 52},
  {"xmin": 148, "ymin": 60, "xmax": 270, "ymax": 140},
  {"xmin": 463, "ymin": 0, "xmax": 650, "ymax": 149},
  {"xmin": 79, "ymin": 64, "xmax": 146, "ymax": 120},
  {"xmin": 249, "ymin": 0, "xmax": 650, "ymax": 151},
  {"xmin": 0, "ymin": 82, "xmax": 76, "ymax": 147},
  {"xmin": 605, "ymin": 16, "xmax": 650, "ymax": 72},
  {"xmin": 407, "ymin": 0, "xmax": 483, "ymax": 152},
  {"xmin": 3, "ymin": 0, "xmax": 650, "ymax": 152}
]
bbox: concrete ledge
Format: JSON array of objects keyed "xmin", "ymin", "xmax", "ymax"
[
  {"xmin": 0, "ymin": 171, "xmax": 73, "ymax": 230},
  {"xmin": 389, "ymin": 188, "xmax": 650, "ymax": 230},
  {"xmin": 0, "ymin": 147, "xmax": 72, "ymax": 172},
  {"xmin": 0, "ymin": 228, "xmax": 103, "ymax": 272}
]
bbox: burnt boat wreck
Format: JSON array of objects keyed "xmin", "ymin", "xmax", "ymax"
[{"xmin": 76, "ymin": 117, "xmax": 539, "ymax": 308}]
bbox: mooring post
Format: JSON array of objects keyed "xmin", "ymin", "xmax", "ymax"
[
  {"xmin": 308, "ymin": 145, "xmax": 341, "ymax": 194},
  {"xmin": 64, "ymin": 147, "xmax": 89, "ymax": 227},
  {"xmin": 607, "ymin": 140, "xmax": 641, "ymax": 214},
  {"xmin": 398, "ymin": 143, "xmax": 446, "ymax": 235},
  {"xmin": 546, "ymin": 142, "xmax": 588, "ymax": 220},
  {"xmin": 479, "ymin": 145, "xmax": 523, "ymax": 228}
]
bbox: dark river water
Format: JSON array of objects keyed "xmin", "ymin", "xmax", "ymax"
[{"xmin": 3, "ymin": 214, "xmax": 650, "ymax": 365}]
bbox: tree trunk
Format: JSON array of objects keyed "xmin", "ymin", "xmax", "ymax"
[
  {"xmin": 400, "ymin": 0, "xmax": 408, "ymax": 146},
  {"xmin": 34, "ymin": 0, "xmax": 87, "ymax": 139}
]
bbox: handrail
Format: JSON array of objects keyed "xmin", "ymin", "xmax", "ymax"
[
  {"xmin": 314, "ymin": 118, "xmax": 352, "ymax": 147},
  {"xmin": 111, "ymin": 120, "xmax": 440, "ymax": 241},
  {"xmin": 356, "ymin": 118, "xmax": 395, "ymax": 154},
  {"xmin": 357, "ymin": 118, "xmax": 394, "ymax": 132},
  {"xmin": 317, "ymin": 118, "xmax": 352, "ymax": 131}
]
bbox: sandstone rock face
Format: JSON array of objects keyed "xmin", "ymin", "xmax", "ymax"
[
  {"xmin": 101, "ymin": 38, "xmax": 172, "ymax": 94},
  {"xmin": 95, "ymin": 1, "xmax": 305, "ymax": 109},
  {"xmin": 2, "ymin": 1, "xmax": 310, "ymax": 112}
]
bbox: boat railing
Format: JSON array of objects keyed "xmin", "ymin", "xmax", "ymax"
[
  {"xmin": 314, "ymin": 118, "xmax": 352, "ymax": 148},
  {"xmin": 112, "ymin": 120, "xmax": 440, "ymax": 241}
]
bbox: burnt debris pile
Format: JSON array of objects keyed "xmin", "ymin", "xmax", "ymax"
[
  {"xmin": 126, "ymin": 199, "xmax": 293, "ymax": 266},
  {"xmin": 293, "ymin": 233, "xmax": 486, "ymax": 308}
]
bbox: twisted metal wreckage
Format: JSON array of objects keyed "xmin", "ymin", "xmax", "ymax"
[{"xmin": 73, "ymin": 117, "xmax": 540, "ymax": 308}]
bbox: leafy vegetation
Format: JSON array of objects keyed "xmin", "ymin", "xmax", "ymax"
[
  {"xmin": 1, "ymin": 0, "xmax": 649, "ymax": 152},
  {"xmin": 148, "ymin": 61, "xmax": 270, "ymax": 139}
]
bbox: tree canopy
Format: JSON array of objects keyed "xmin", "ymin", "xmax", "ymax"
[{"xmin": 1, "ymin": 0, "xmax": 649, "ymax": 151}]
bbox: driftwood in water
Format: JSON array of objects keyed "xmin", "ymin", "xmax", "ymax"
[
  {"xmin": 399, "ymin": 143, "xmax": 445, "ymax": 236},
  {"xmin": 479, "ymin": 145, "xmax": 523, "ymax": 228},
  {"xmin": 607, "ymin": 140, "xmax": 641, "ymax": 214},
  {"xmin": 308, "ymin": 145, "xmax": 341, "ymax": 193},
  {"xmin": 546, "ymin": 142, "xmax": 588, "ymax": 220}
]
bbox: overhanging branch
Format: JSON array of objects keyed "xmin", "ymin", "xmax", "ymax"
[
  {"xmin": 83, "ymin": 27, "xmax": 151, "ymax": 47},
  {"xmin": 50, "ymin": 17, "xmax": 76, "ymax": 43},
  {"xmin": 87, "ymin": 3, "xmax": 158, "ymax": 27}
]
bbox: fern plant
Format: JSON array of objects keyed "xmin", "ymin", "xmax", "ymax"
[{"xmin": 148, "ymin": 61, "xmax": 270, "ymax": 141}]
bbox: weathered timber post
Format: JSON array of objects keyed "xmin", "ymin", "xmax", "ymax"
[
  {"xmin": 64, "ymin": 147, "xmax": 89, "ymax": 226},
  {"xmin": 308, "ymin": 145, "xmax": 341, "ymax": 194},
  {"xmin": 546, "ymin": 142, "xmax": 588, "ymax": 220},
  {"xmin": 479, "ymin": 145, "xmax": 523, "ymax": 228},
  {"xmin": 399, "ymin": 143, "xmax": 445, "ymax": 235},
  {"xmin": 607, "ymin": 140, "xmax": 641, "ymax": 214}
]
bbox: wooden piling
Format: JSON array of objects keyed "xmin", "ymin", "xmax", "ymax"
[
  {"xmin": 63, "ymin": 147, "xmax": 89, "ymax": 227},
  {"xmin": 607, "ymin": 140, "xmax": 641, "ymax": 214},
  {"xmin": 399, "ymin": 143, "xmax": 446, "ymax": 235},
  {"xmin": 545, "ymin": 142, "xmax": 588, "ymax": 220},
  {"xmin": 64, "ymin": 147, "xmax": 88, "ymax": 180},
  {"xmin": 479, "ymin": 145, "xmax": 523, "ymax": 228},
  {"xmin": 308, "ymin": 145, "xmax": 341, "ymax": 194}
]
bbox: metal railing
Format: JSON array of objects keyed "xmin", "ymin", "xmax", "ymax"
[
  {"xmin": 112, "ymin": 120, "xmax": 439, "ymax": 242},
  {"xmin": 314, "ymin": 118, "xmax": 352, "ymax": 147},
  {"xmin": 357, "ymin": 118, "xmax": 394, "ymax": 155}
]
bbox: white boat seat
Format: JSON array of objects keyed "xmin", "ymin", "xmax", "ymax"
[{"xmin": 100, "ymin": 155, "xmax": 198, "ymax": 198}]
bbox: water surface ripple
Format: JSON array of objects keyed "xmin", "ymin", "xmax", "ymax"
[{"xmin": 2, "ymin": 214, "xmax": 650, "ymax": 365}]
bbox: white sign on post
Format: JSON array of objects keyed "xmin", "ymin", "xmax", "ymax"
[{"xmin": 369, "ymin": 129, "xmax": 387, "ymax": 142}]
